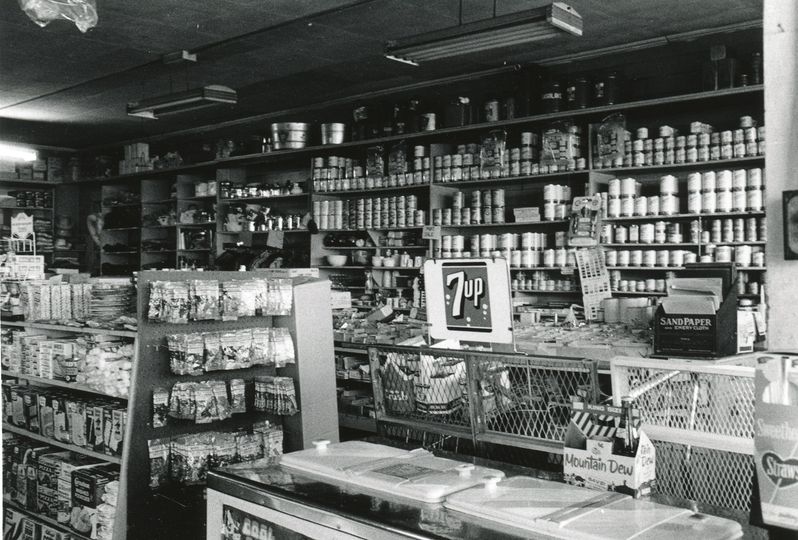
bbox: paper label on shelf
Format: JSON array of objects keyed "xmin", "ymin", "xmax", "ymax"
[
  {"xmin": 266, "ymin": 230, "xmax": 284, "ymax": 249},
  {"xmin": 330, "ymin": 291, "xmax": 352, "ymax": 310},
  {"xmin": 422, "ymin": 225, "xmax": 441, "ymax": 240}
]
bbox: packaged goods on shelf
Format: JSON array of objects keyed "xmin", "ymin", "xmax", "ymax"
[
  {"xmin": 593, "ymin": 116, "xmax": 764, "ymax": 169},
  {"xmin": 163, "ymin": 379, "xmax": 253, "ymax": 425},
  {"xmin": 313, "ymin": 194, "xmax": 425, "ymax": 231},
  {"xmin": 253, "ymin": 376, "xmax": 298, "ymax": 415},
  {"xmin": 148, "ymin": 423, "xmax": 283, "ymax": 489},
  {"xmin": 148, "ymin": 278, "xmax": 293, "ymax": 323},
  {"xmin": 165, "ymin": 327, "xmax": 294, "ymax": 375},
  {"xmin": 70, "ymin": 465, "xmax": 119, "ymax": 538}
]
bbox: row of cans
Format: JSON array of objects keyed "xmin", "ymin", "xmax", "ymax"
[
  {"xmin": 314, "ymin": 170, "xmax": 431, "ymax": 193},
  {"xmin": 605, "ymin": 217, "xmax": 765, "ymax": 245},
  {"xmin": 512, "ymin": 275, "xmax": 576, "ymax": 292},
  {"xmin": 433, "ymin": 248, "xmax": 577, "ymax": 268},
  {"xmin": 604, "ymin": 190, "xmax": 764, "ymax": 217},
  {"xmin": 435, "ymin": 232, "xmax": 558, "ymax": 253},
  {"xmin": 433, "ymin": 206, "xmax": 506, "ymax": 225},
  {"xmin": 594, "ymin": 139, "xmax": 763, "ymax": 169},
  {"xmin": 605, "ymin": 247, "xmax": 765, "ymax": 268}
]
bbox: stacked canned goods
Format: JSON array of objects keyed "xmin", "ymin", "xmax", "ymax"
[
  {"xmin": 313, "ymin": 195, "xmax": 424, "ymax": 230},
  {"xmin": 700, "ymin": 216, "xmax": 766, "ymax": 245},
  {"xmin": 542, "ymin": 184, "xmax": 571, "ymax": 221},
  {"xmin": 433, "ymin": 231, "xmax": 574, "ymax": 268},
  {"xmin": 593, "ymin": 116, "xmax": 764, "ymax": 169},
  {"xmin": 684, "ymin": 168, "xmax": 764, "ymax": 214},
  {"xmin": 312, "ymin": 150, "xmax": 431, "ymax": 193},
  {"xmin": 609, "ymin": 271, "xmax": 668, "ymax": 293},
  {"xmin": 512, "ymin": 271, "xmax": 576, "ymax": 292},
  {"xmin": 433, "ymin": 188, "xmax": 507, "ymax": 226},
  {"xmin": 604, "ymin": 247, "xmax": 695, "ymax": 269}
]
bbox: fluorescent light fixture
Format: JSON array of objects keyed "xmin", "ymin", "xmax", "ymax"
[
  {"xmin": 127, "ymin": 85, "xmax": 237, "ymax": 119},
  {"xmin": 0, "ymin": 143, "xmax": 38, "ymax": 162},
  {"xmin": 385, "ymin": 2, "xmax": 582, "ymax": 66}
]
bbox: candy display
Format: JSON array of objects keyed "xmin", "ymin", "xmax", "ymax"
[
  {"xmin": 148, "ymin": 278, "xmax": 293, "ymax": 322},
  {"xmin": 164, "ymin": 380, "xmax": 245, "ymax": 425},
  {"xmin": 147, "ymin": 423, "xmax": 283, "ymax": 489},
  {"xmin": 166, "ymin": 327, "xmax": 294, "ymax": 375},
  {"xmin": 253, "ymin": 376, "xmax": 298, "ymax": 415}
]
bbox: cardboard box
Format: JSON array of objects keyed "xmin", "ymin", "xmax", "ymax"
[
  {"xmin": 754, "ymin": 355, "xmax": 798, "ymax": 530},
  {"xmin": 21, "ymin": 388, "xmax": 40, "ymax": 433},
  {"xmin": 563, "ymin": 402, "xmax": 655, "ymax": 498},
  {"xmin": 40, "ymin": 523, "xmax": 70, "ymax": 540},
  {"xmin": 3, "ymin": 508, "xmax": 38, "ymax": 540},
  {"xmin": 513, "ymin": 206, "xmax": 541, "ymax": 223},
  {"xmin": 68, "ymin": 399, "xmax": 87, "ymax": 447},
  {"xmin": 38, "ymin": 392, "xmax": 55, "ymax": 438},
  {"xmin": 56, "ymin": 455, "xmax": 104, "ymax": 525},
  {"xmin": 71, "ymin": 466, "xmax": 118, "ymax": 537},
  {"xmin": 52, "ymin": 394, "xmax": 70, "ymax": 443},
  {"xmin": 92, "ymin": 405, "xmax": 106, "ymax": 454}
]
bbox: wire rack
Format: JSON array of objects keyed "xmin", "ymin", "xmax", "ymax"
[
  {"xmin": 610, "ymin": 355, "xmax": 763, "ymax": 537},
  {"xmin": 574, "ymin": 247, "xmax": 611, "ymax": 320},
  {"xmin": 369, "ymin": 345, "xmax": 599, "ymax": 453}
]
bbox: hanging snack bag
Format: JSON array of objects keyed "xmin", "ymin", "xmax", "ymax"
[
  {"xmin": 270, "ymin": 327, "xmax": 295, "ymax": 368},
  {"xmin": 189, "ymin": 280, "xmax": 220, "ymax": 321},
  {"xmin": 147, "ymin": 438, "xmax": 170, "ymax": 490},
  {"xmin": 162, "ymin": 282, "xmax": 190, "ymax": 324},
  {"xmin": 194, "ymin": 383, "xmax": 216, "ymax": 424},
  {"xmin": 210, "ymin": 432, "xmax": 237, "ymax": 469},
  {"xmin": 250, "ymin": 328, "xmax": 270, "ymax": 366},
  {"xmin": 253, "ymin": 377, "xmax": 268, "ymax": 412},
  {"xmin": 203, "ymin": 332, "xmax": 225, "ymax": 372},
  {"xmin": 147, "ymin": 282, "xmax": 165, "ymax": 321},
  {"xmin": 220, "ymin": 330, "xmax": 252, "ymax": 370},
  {"xmin": 229, "ymin": 379, "xmax": 247, "ymax": 414},
  {"xmin": 210, "ymin": 380, "xmax": 232, "ymax": 421},
  {"xmin": 152, "ymin": 388, "xmax": 169, "ymax": 428},
  {"xmin": 268, "ymin": 279, "xmax": 293, "ymax": 315},
  {"xmin": 236, "ymin": 432, "xmax": 264, "ymax": 463},
  {"xmin": 253, "ymin": 279, "xmax": 270, "ymax": 316},
  {"xmin": 238, "ymin": 280, "xmax": 258, "ymax": 318},
  {"xmin": 220, "ymin": 281, "xmax": 241, "ymax": 321}
]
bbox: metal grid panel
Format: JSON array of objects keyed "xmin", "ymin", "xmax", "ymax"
[
  {"xmin": 654, "ymin": 440, "xmax": 755, "ymax": 513},
  {"xmin": 617, "ymin": 364, "xmax": 755, "ymax": 440},
  {"xmin": 370, "ymin": 346, "xmax": 473, "ymax": 435},
  {"xmin": 474, "ymin": 355, "xmax": 596, "ymax": 446}
]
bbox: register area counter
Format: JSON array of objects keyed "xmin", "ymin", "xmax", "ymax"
[{"xmin": 206, "ymin": 441, "xmax": 742, "ymax": 540}]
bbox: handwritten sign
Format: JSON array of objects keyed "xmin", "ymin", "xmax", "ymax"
[{"xmin": 422, "ymin": 225, "xmax": 441, "ymax": 240}]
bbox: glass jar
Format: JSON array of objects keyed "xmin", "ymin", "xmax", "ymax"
[{"xmin": 540, "ymin": 81, "xmax": 562, "ymax": 113}]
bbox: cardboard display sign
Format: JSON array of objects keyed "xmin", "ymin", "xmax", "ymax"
[
  {"xmin": 424, "ymin": 258, "xmax": 513, "ymax": 344},
  {"xmin": 754, "ymin": 355, "xmax": 798, "ymax": 531},
  {"xmin": 563, "ymin": 401, "xmax": 656, "ymax": 498}
]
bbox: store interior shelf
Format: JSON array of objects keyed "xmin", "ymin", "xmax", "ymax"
[
  {"xmin": 320, "ymin": 245, "xmax": 428, "ymax": 250},
  {"xmin": 219, "ymin": 193, "xmax": 309, "ymax": 202},
  {"xmin": 315, "ymin": 184, "xmax": 430, "ymax": 196},
  {"xmin": 177, "ymin": 222, "xmax": 216, "ymax": 227},
  {"xmin": 3, "ymin": 423, "xmax": 122, "ymax": 464},
  {"xmin": 0, "ymin": 205, "xmax": 53, "ymax": 211},
  {"xmin": 602, "ymin": 243, "xmax": 699, "ymax": 247},
  {"xmin": 593, "ymin": 155, "xmax": 764, "ymax": 175},
  {"xmin": 603, "ymin": 211, "xmax": 765, "ymax": 222},
  {"xmin": 607, "ymin": 266, "xmax": 685, "ymax": 271},
  {"xmin": 320, "ymin": 226, "xmax": 423, "ymax": 232},
  {"xmin": 510, "ymin": 266, "xmax": 576, "ymax": 272},
  {"xmin": 333, "ymin": 345, "xmax": 369, "ymax": 354},
  {"xmin": 612, "ymin": 291, "xmax": 667, "ymax": 296},
  {"xmin": 75, "ymin": 86, "xmax": 764, "ymax": 185},
  {"xmin": 319, "ymin": 265, "xmax": 421, "ymax": 270},
  {"xmin": 3, "ymin": 499, "xmax": 92, "ymax": 540},
  {"xmin": 0, "ymin": 320, "xmax": 137, "ymax": 337},
  {"xmin": 1, "ymin": 370, "xmax": 127, "ymax": 399},
  {"xmin": 442, "ymin": 220, "xmax": 568, "ymax": 229},
  {"xmin": 512, "ymin": 289, "xmax": 580, "ymax": 294},
  {"xmin": 433, "ymin": 170, "xmax": 588, "ymax": 188}
]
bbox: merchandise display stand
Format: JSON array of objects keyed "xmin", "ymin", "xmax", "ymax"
[{"xmin": 125, "ymin": 270, "xmax": 338, "ymax": 538}]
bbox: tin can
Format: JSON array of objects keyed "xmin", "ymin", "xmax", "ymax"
[
  {"xmin": 660, "ymin": 195, "xmax": 678, "ymax": 215},
  {"xmin": 615, "ymin": 225, "xmax": 628, "ymax": 244},
  {"xmin": 605, "ymin": 250, "xmax": 618, "ymax": 266},
  {"xmin": 747, "ymin": 168, "xmax": 763, "ymax": 189},
  {"xmin": 620, "ymin": 196, "xmax": 634, "ymax": 217},
  {"xmin": 747, "ymin": 188, "xmax": 763, "ymax": 212},
  {"xmin": 656, "ymin": 250, "xmax": 669, "ymax": 267},
  {"xmin": 640, "ymin": 223, "xmax": 655, "ymax": 244},
  {"xmin": 688, "ymin": 192, "xmax": 702, "ymax": 214},
  {"xmin": 716, "ymin": 190, "xmax": 732, "ymax": 213},
  {"xmin": 647, "ymin": 195, "xmax": 660, "ymax": 216},
  {"xmin": 618, "ymin": 250, "xmax": 630, "ymax": 267},
  {"xmin": 753, "ymin": 251, "xmax": 765, "ymax": 267},
  {"xmin": 482, "ymin": 206, "xmax": 492, "ymax": 224},
  {"xmin": 702, "ymin": 192, "xmax": 717, "ymax": 214},
  {"xmin": 629, "ymin": 224, "xmax": 640, "ymax": 243},
  {"xmin": 634, "ymin": 196, "xmax": 648, "ymax": 216},
  {"xmin": 643, "ymin": 250, "xmax": 657, "ymax": 267},
  {"xmin": 630, "ymin": 249, "xmax": 643, "ymax": 266}
]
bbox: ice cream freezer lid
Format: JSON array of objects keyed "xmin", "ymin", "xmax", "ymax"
[
  {"xmin": 280, "ymin": 440, "xmax": 506, "ymax": 503},
  {"xmin": 443, "ymin": 476, "xmax": 743, "ymax": 540}
]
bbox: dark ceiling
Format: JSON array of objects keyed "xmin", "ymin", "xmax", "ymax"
[{"xmin": 0, "ymin": 0, "xmax": 762, "ymax": 149}]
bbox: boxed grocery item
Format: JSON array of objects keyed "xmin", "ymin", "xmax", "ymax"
[
  {"xmin": 10, "ymin": 385, "xmax": 26, "ymax": 427},
  {"xmin": 3, "ymin": 508, "xmax": 38, "ymax": 540},
  {"xmin": 68, "ymin": 399, "xmax": 87, "ymax": 447},
  {"xmin": 92, "ymin": 404, "xmax": 106, "ymax": 454},
  {"xmin": 52, "ymin": 393, "xmax": 70, "ymax": 443},
  {"xmin": 52, "ymin": 340, "xmax": 78, "ymax": 382},
  {"xmin": 563, "ymin": 401, "xmax": 655, "ymax": 498},
  {"xmin": 38, "ymin": 391, "xmax": 55, "ymax": 438},
  {"xmin": 105, "ymin": 408, "xmax": 126, "ymax": 456},
  {"xmin": 71, "ymin": 466, "xmax": 119, "ymax": 538},
  {"xmin": 56, "ymin": 455, "xmax": 104, "ymax": 525},
  {"xmin": 754, "ymin": 355, "xmax": 798, "ymax": 531},
  {"xmin": 41, "ymin": 523, "xmax": 70, "ymax": 540},
  {"xmin": 37, "ymin": 451, "xmax": 71, "ymax": 518}
]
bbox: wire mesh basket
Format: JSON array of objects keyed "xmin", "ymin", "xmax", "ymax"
[
  {"xmin": 610, "ymin": 355, "xmax": 762, "ymax": 535},
  {"xmin": 574, "ymin": 247, "xmax": 611, "ymax": 320}
]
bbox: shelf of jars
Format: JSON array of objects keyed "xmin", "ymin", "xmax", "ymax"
[{"xmin": 73, "ymin": 85, "xmax": 764, "ymax": 186}]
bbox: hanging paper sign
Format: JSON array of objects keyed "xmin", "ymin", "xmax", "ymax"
[
  {"xmin": 424, "ymin": 258, "xmax": 513, "ymax": 344},
  {"xmin": 330, "ymin": 290, "xmax": 352, "ymax": 310},
  {"xmin": 266, "ymin": 230, "xmax": 284, "ymax": 249},
  {"xmin": 11, "ymin": 213, "xmax": 34, "ymax": 239}
]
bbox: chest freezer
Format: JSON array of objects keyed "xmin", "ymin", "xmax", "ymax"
[
  {"xmin": 279, "ymin": 440, "xmax": 505, "ymax": 503},
  {"xmin": 443, "ymin": 475, "xmax": 743, "ymax": 540}
]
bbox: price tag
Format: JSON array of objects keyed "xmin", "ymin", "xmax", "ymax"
[
  {"xmin": 266, "ymin": 230, "xmax": 284, "ymax": 249},
  {"xmin": 422, "ymin": 225, "xmax": 441, "ymax": 240}
]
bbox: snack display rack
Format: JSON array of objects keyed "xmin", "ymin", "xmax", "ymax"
[
  {"xmin": 1, "ymin": 270, "xmax": 338, "ymax": 540},
  {"xmin": 125, "ymin": 270, "xmax": 337, "ymax": 538},
  {"xmin": 369, "ymin": 345, "xmax": 599, "ymax": 454}
]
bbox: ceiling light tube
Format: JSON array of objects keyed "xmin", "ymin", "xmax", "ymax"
[
  {"xmin": 0, "ymin": 143, "xmax": 38, "ymax": 162},
  {"xmin": 385, "ymin": 2, "xmax": 581, "ymax": 66}
]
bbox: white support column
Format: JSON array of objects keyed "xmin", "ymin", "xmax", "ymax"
[{"xmin": 764, "ymin": 1, "xmax": 798, "ymax": 350}]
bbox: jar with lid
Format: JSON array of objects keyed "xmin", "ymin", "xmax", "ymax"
[
  {"xmin": 540, "ymin": 80, "xmax": 562, "ymax": 113},
  {"xmin": 565, "ymin": 77, "xmax": 589, "ymax": 109}
]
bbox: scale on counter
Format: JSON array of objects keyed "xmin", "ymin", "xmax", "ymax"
[{"xmin": 280, "ymin": 440, "xmax": 505, "ymax": 504}]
